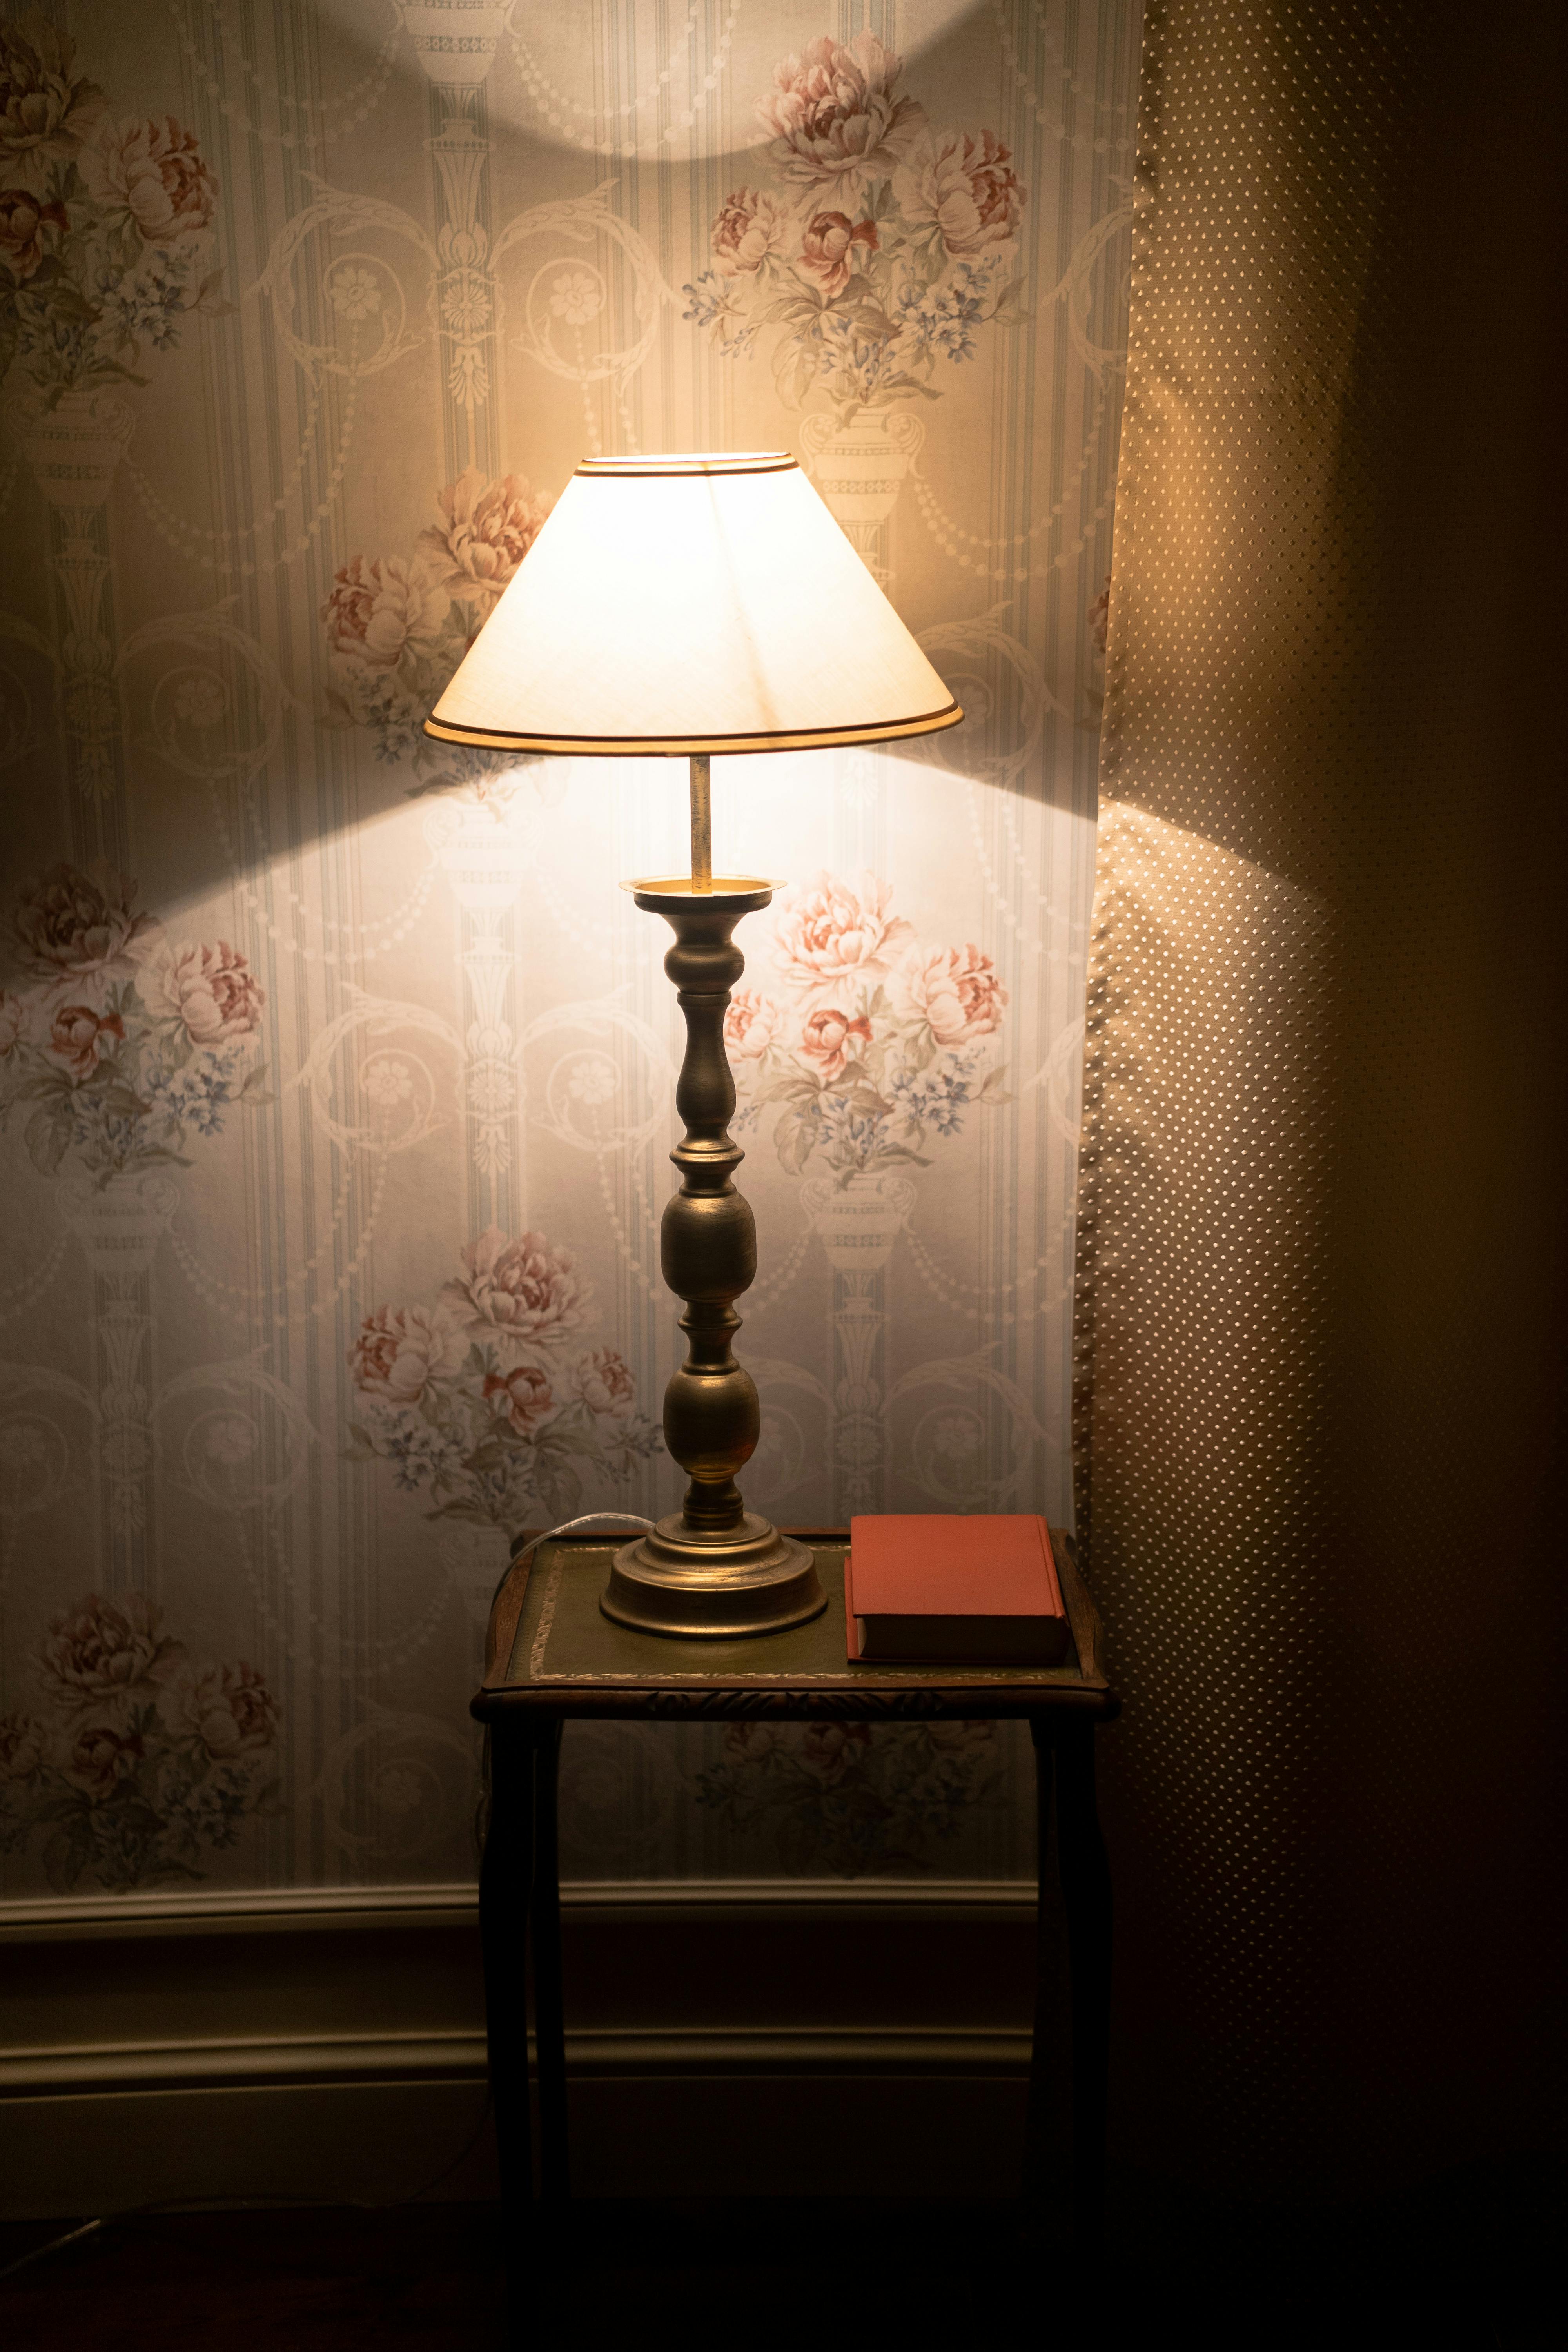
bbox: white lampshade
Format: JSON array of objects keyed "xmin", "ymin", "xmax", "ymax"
[{"xmin": 425, "ymin": 452, "xmax": 961, "ymax": 758}]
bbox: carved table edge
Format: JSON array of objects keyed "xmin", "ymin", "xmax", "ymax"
[
  {"xmin": 473, "ymin": 1524, "xmax": 1116, "ymax": 1722},
  {"xmin": 471, "ymin": 1685, "xmax": 1121, "ymax": 1724}
]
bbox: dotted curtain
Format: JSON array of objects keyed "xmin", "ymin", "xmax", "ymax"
[{"xmin": 1076, "ymin": 1, "xmax": 1565, "ymax": 2194}]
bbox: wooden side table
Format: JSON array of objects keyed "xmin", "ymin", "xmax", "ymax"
[{"xmin": 473, "ymin": 1528, "xmax": 1118, "ymax": 2323}]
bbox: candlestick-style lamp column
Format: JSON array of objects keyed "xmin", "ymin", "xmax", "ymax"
[{"xmin": 425, "ymin": 452, "xmax": 962, "ymax": 1636}]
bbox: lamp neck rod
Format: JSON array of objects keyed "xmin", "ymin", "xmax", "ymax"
[{"xmin": 689, "ymin": 752, "xmax": 712, "ymax": 895}]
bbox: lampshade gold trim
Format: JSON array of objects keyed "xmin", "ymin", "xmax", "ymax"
[
  {"xmin": 575, "ymin": 452, "xmax": 794, "ymax": 477},
  {"xmin": 422, "ymin": 699, "xmax": 963, "ymax": 758}
]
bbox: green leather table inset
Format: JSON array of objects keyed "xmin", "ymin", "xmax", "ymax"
[{"xmin": 473, "ymin": 1528, "xmax": 1115, "ymax": 1720}]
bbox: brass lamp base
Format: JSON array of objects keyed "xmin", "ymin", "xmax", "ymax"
[
  {"xmin": 604, "ymin": 1515, "xmax": 820, "ymax": 1639},
  {"xmin": 603, "ymin": 838, "xmax": 826, "ymax": 1641}
]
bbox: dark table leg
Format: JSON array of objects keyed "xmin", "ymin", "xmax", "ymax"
[
  {"xmin": 531, "ymin": 1719, "xmax": 570, "ymax": 2201},
  {"xmin": 1022, "ymin": 1716, "xmax": 1056, "ymax": 2216},
  {"xmin": 1055, "ymin": 1716, "xmax": 1112, "ymax": 2252},
  {"xmin": 479, "ymin": 1719, "xmax": 536, "ymax": 2343}
]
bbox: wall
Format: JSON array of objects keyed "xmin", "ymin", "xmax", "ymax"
[{"xmin": 0, "ymin": 1, "xmax": 1136, "ymax": 2201}]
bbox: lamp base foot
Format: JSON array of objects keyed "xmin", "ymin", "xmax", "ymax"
[{"xmin": 602, "ymin": 1515, "xmax": 825, "ymax": 1638}]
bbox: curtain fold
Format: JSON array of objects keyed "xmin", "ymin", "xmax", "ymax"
[{"xmin": 1077, "ymin": 0, "xmax": 1565, "ymax": 2193}]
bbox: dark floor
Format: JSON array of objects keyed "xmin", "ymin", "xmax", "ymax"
[{"xmin": 0, "ymin": 2170, "xmax": 1560, "ymax": 2350}]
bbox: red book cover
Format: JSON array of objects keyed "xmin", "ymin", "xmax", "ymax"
[{"xmin": 845, "ymin": 1514, "xmax": 1069, "ymax": 1666}]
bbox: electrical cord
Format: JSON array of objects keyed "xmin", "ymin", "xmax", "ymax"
[
  {"xmin": 2, "ymin": 1519, "xmax": 656, "ymax": 2290},
  {"xmin": 489, "ymin": 1513, "xmax": 653, "ymax": 1610}
]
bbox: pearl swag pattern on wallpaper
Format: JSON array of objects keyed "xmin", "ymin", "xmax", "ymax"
[{"xmin": 0, "ymin": 4, "xmax": 1136, "ymax": 1895}]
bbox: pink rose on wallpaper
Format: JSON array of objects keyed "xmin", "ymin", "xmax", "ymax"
[
  {"xmin": 797, "ymin": 1005, "xmax": 872, "ymax": 1083},
  {"xmin": 417, "ymin": 468, "xmax": 552, "ymax": 613},
  {"xmin": 12, "ymin": 859, "xmax": 160, "ymax": 993},
  {"xmin": 722, "ymin": 1721, "xmax": 779, "ymax": 1764},
  {"xmin": 723, "ymin": 988, "xmax": 782, "ymax": 1061},
  {"xmin": 442, "ymin": 1225, "xmax": 591, "ymax": 1351},
  {"xmin": 0, "ymin": 18, "xmax": 105, "ymax": 194},
  {"xmin": 797, "ymin": 209, "xmax": 878, "ymax": 299},
  {"xmin": 756, "ymin": 31, "xmax": 925, "ymax": 193},
  {"xmin": 349, "ymin": 1305, "xmax": 464, "ymax": 1408},
  {"xmin": 171, "ymin": 1661, "xmax": 277, "ymax": 1760},
  {"xmin": 899, "ymin": 943, "xmax": 1008, "ymax": 1046},
  {"xmin": 797, "ymin": 1721, "xmax": 871, "ymax": 1784},
  {"xmin": 710, "ymin": 185, "xmax": 791, "ymax": 277},
  {"xmin": 9, "ymin": 1592, "xmax": 277, "ymax": 1894},
  {"xmin": 894, "ymin": 128, "xmax": 1025, "ymax": 259},
  {"xmin": 570, "ymin": 1347, "xmax": 635, "ymax": 1419},
  {"xmin": 36, "ymin": 1592, "xmax": 183, "ymax": 1716},
  {"xmin": 86, "ymin": 113, "xmax": 217, "ymax": 241},
  {"xmin": 44, "ymin": 1000, "xmax": 124, "ymax": 1082},
  {"xmin": 0, "ymin": 1711, "xmax": 45, "ymax": 1780},
  {"xmin": 0, "ymin": 183, "xmax": 64, "ymax": 280},
  {"xmin": 483, "ymin": 1363, "xmax": 556, "ymax": 1437},
  {"xmin": 321, "ymin": 554, "xmax": 450, "ymax": 674},
  {"xmin": 148, "ymin": 940, "xmax": 264, "ymax": 1045},
  {"xmin": 773, "ymin": 872, "xmax": 915, "ymax": 998},
  {"xmin": 65, "ymin": 1720, "xmax": 144, "ymax": 1798}
]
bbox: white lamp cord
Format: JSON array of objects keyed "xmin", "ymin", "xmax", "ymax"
[{"xmin": 490, "ymin": 1512, "xmax": 654, "ymax": 1610}]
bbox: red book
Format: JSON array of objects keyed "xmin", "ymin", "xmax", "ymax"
[{"xmin": 845, "ymin": 1514, "xmax": 1070, "ymax": 1666}]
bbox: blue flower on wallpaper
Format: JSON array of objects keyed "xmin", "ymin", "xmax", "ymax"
[
  {"xmin": 926, "ymin": 264, "xmax": 989, "ymax": 361},
  {"xmin": 102, "ymin": 245, "xmax": 198, "ymax": 350},
  {"xmin": 147, "ymin": 1049, "xmax": 241, "ymax": 1134},
  {"xmin": 384, "ymin": 1419, "xmax": 466, "ymax": 1495},
  {"xmin": 679, "ymin": 267, "xmax": 758, "ymax": 354},
  {"xmin": 889, "ymin": 1055, "xmax": 979, "ymax": 1139}
]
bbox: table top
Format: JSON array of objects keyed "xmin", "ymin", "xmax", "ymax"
[{"xmin": 473, "ymin": 1528, "xmax": 1116, "ymax": 1722}]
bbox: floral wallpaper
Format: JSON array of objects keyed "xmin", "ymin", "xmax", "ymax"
[
  {"xmin": 1, "ymin": 1588, "xmax": 276, "ymax": 1893},
  {"xmin": 0, "ymin": 1, "xmax": 1137, "ymax": 1897}
]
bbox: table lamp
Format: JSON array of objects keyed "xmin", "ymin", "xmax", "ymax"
[{"xmin": 426, "ymin": 452, "xmax": 962, "ymax": 1637}]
